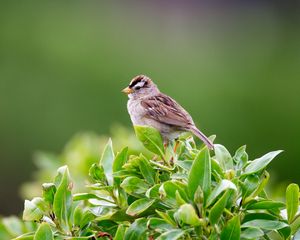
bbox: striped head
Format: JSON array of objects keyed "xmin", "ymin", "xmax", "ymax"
[{"xmin": 122, "ymin": 75, "xmax": 159, "ymax": 98}]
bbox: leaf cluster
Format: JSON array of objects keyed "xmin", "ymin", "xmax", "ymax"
[{"xmin": 9, "ymin": 126, "xmax": 300, "ymax": 240}]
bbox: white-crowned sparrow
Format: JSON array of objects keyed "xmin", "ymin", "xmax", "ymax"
[{"xmin": 122, "ymin": 75, "xmax": 214, "ymax": 150}]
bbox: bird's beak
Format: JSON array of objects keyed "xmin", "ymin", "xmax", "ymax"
[{"xmin": 122, "ymin": 87, "xmax": 134, "ymax": 94}]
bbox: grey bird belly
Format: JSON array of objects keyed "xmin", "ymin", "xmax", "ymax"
[{"xmin": 127, "ymin": 99, "xmax": 183, "ymax": 140}]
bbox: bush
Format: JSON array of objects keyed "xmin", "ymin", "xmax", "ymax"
[{"xmin": 5, "ymin": 126, "xmax": 300, "ymax": 239}]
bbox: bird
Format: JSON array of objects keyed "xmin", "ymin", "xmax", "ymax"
[{"xmin": 122, "ymin": 75, "xmax": 214, "ymax": 150}]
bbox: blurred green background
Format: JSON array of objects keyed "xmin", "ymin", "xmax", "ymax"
[{"xmin": 0, "ymin": 1, "xmax": 299, "ymax": 215}]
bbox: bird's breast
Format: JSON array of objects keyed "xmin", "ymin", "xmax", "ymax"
[{"xmin": 127, "ymin": 100, "xmax": 146, "ymax": 125}]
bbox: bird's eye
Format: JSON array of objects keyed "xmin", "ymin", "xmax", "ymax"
[{"xmin": 135, "ymin": 86, "xmax": 141, "ymax": 90}]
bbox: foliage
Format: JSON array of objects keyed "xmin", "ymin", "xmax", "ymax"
[
  {"xmin": 20, "ymin": 125, "xmax": 147, "ymax": 200},
  {"xmin": 3, "ymin": 125, "xmax": 300, "ymax": 239}
]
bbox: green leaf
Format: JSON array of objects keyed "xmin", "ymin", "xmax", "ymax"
[
  {"xmin": 208, "ymin": 230, "xmax": 218, "ymax": 240},
  {"xmin": 147, "ymin": 218, "xmax": 174, "ymax": 232},
  {"xmin": 139, "ymin": 156, "xmax": 155, "ymax": 185},
  {"xmin": 157, "ymin": 229, "xmax": 185, "ymax": 240},
  {"xmin": 116, "ymin": 187, "xmax": 128, "ymax": 209},
  {"xmin": 175, "ymin": 191, "xmax": 186, "ymax": 205},
  {"xmin": 206, "ymin": 180, "xmax": 237, "ymax": 207},
  {"xmin": 211, "ymin": 159, "xmax": 225, "ymax": 179},
  {"xmin": 188, "ymin": 147, "xmax": 211, "ymax": 203},
  {"xmin": 134, "ymin": 125, "xmax": 164, "ymax": 157},
  {"xmin": 146, "ymin": 184, "xmax": 160, "ymax": 198},
  {"xmin": 286, "ymin": 183, "xmax": 299, "ymax": 223},
  {"xmin": 209, "ymin": 190, "xmax": 231, "ymax": 225},
  {"xmin": 242, "ymin": 150, "xmax": 283, "ymax": 175},
  {"xmin": 245, "ymin": 171, "xmax": 270, "ymax": 203},
  {"xmin": 220, "ymin": 215, "xmax": 240, "ymax": 240},
  {"xmin": 113, "ymin": 170, "xmax": 140, "ymax": 178},
  {"xmin": 13, "ymin": 232, "xmax": 35, "ymax": 240},
  {"xmin": 113, "ymin": 147, "xmax": 128, "ymax": 172},
  {"xmin": 99, "ymin": 138, "xmax": 115, "ymax": 185},
  {"xmin": 241, "ymin": 228, "xmax": 264, "ymax": 239},
  {"xmin": 53, "ymin": 166, "xmax": 72, "ymax": 231},
  {"xmin": 89, "ymin": 163, "xmax": 107, "ymax": 183},
  {"xmin": 175, "ymin": 160, "xmax": 193, "ymax": 171},
  {"xmin": 159, "ymin": 181, "xmax": 189, "ymax": 207},
  {"xmin": 79, "ymin": 210, "xmax": 95, "ymax": 229},
  {"xmin": 155, "ymin": 210, "xmax": 177, "ymax": 226},
  {"xmin": 278, "ymin": 225, "xmax": 291, "ymax": 239},
  {"xmin": 171, "ymin": 172, "xmax": 187, "ymax": 180},
  {"xmin": 65, "ymin": 236, "xmax": 98, "ymax": 240},
  {"xmin": 73, "ymin": 193, "xmax": 115, "ymax": 206},
  {"xmin": 290, "ymin": 215, "xmax": 300, "ymax": 235},
  {"xmin": 174, "ymin": 204, "xmax": 202, "ymax": 226},
  {"xmin": 3, "ymin": 216, "xmax": 24, "ymax": 237},
  {"xmin": 113, "ymin": 147, "xmax": 128, "ymax": 186},
  {"xmin": 23, "ymin": 199, "xmax": 44, "ymax": 222},
  {"xmin": 242, "ymin": 219, "xmax": 288, "ymax": 230},
  {"xmin": 246, "ymin": 200, "xmax": 285, "ymax": 210},
  {"xmin": 241, "ymin": 175, "xmax": 260, "ymax": 199},
  {"xmin": 32, "ymin": 198, "xmax": 48, "ymax": 212},
  {"xmin": 34, "ymin": 223, "xmax": 53, "ymax": 240},
  {"xmin": 233, "ymin": 145, "xmax": 248, "ymax": 172},
  {"xmin": 242, "ymin": 212, "xmax": 277, "ymax": 222},
  {"xmin": 115, "ymin": 225, "xmax": 127, "ymax": 240},
  {"xmin": 42, "ymin": 183, "xmax": 56, "ymax": 205},
  {"xmin": 121, "ymin": 176, "xmax": 150, "ymax": 195},
  {"xmin": 124, "ymin": 218, "xmax": 148, "ymax": 240},
  {"xmin": 214, "ymin": 144, "xmax": 233, "ymax": 170},
  {"xmin": 126, "ymin": 198, "xmax": 155, "ymax": 216},
  {"xmin": 73, "ymin": 205, "xmax": 83, "ymax": 227},
  {"xmin": 194, "ymin": 186, "xmax": 204, "ymax": 205}
]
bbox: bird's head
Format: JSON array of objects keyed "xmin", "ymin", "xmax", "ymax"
[{"xmin": 122, "ymin": 75, "xmax": 159, "ymax": 98}]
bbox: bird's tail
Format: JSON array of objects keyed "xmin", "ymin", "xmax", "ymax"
[{"xmin": 190, "ymin": 127, "xmax": 214, "ymax": 150}]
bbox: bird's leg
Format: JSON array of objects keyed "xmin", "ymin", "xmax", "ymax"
[
  {"xmin": 173, "ymin": 139, "xmax": 180, "ymax": 153},
  {"xmin": 164, "ymin": 139, "xmax": 169, "ymax": 150},
  {"xmin": 170, "ymin": 138, "xmax": 179, "ymax": 166}
]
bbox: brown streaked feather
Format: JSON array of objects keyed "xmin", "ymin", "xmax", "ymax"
[{"xmin": 141, "ymin": 93, "xmax": 194, "ymax": 129}]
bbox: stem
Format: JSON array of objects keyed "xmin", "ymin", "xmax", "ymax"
[
  {"xmin": 224, "ymin": 208, "xmax": 234, "ymax": 217},
  {"xmin": 149, "ymin": 160, "xmax": 174, "ymax": 171},
  {"xmin": 291, "ymin": 213, "xmax": 300, "ymax": 224}
]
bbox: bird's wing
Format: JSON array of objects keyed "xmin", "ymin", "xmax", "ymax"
[{"xmin": 140, "ymin": 94, "xmax": 193, "ymax": 128}]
